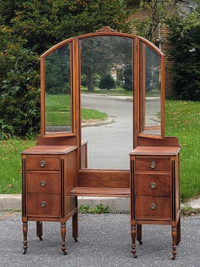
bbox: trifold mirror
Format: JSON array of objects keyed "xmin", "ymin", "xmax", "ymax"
[{"xmin": 40, "ymin": 31, "xmax": 165, "ymax": 168}]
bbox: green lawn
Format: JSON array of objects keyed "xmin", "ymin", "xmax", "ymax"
[
  {"xmin": 81, "ymin": 87, "xmax": 133, "ymax": 96},
  {"xmin": 165, "ymin": 100, "xmax": 200, "ymax": 202},
  {"xmin": 46, "ymin": 94, "xmax": 107, "ymax": 126},
  {"xmin": 0, "ymin": 100, "xmax": 200, "ymax": 202}
]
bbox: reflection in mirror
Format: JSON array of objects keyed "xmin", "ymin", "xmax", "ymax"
[
  {"xmin": 143, "ymin": 46, "xmax": 161, "ymax": 136},
  {"xmin": 80, "ymin": 37, "xmax": 133, "ymax": 169},
  {"xmin": 45, "ymin": 43, "xmax": 71, "ymax": 134}
]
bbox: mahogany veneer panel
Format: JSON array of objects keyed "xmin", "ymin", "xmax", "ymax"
[
  {"xmin": 27, "ymin": 193, "xmax": 60, "ymax": 217},
  {"xmin": 135, "ymin": 158, "xmax": 170, "ymax": 172},
  {"xmin": 27, "ymin": 172, "xmax": 60, "ymax": 193},
  {"xmin": 70, "ymin": 187, "xmax": 130, "ymax": 197},
  {"xmin": 135, "ymin": 196, "xmax": 171, "ymax": 218},
  {"xmin": 77, "ymin": 170, "xmax": 130, "ymax": 188},
  {"xmin": 135, "ymin": 174, "xmax": 170, "ymax": 196},
  {"xmin": 26, "ymin": 156, "xmax": 60, "ymax": 171},
  {"xmin": 22, "ymin": 145, "xmax": 77, "ymax": 154},
  {"xmin": 130, "ymin": 146, "xmax": 180, "ymax": 156}
]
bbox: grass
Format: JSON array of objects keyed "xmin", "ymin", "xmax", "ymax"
[
  {"xmin": 46, "ymin": 94, "xmax": 107, "ymax": 126},
  {"xmin": 81, "ymin": 86, "xmax": 160, "ymax": 97},
  {"xmin": 165, "ymin": 100, "xmax": 200, "ymax": 202},
  {"xmin": 0, "ymin": 100, "xmax": 200, "ymax": 202},
  {"xmin": 0, "ymin": 138, "xmax": 36, "ymax": 194},
  {"xmin": 81, "ymin": 86, "xmax": 133, "ymax": 96}
]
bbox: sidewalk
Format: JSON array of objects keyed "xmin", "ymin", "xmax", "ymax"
[{"xmin": 0, "ymin": 194, "xmax": 199, "ymax": 212}]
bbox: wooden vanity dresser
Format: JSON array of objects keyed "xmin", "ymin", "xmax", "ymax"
[{"xmin": 21, "ymin": 26, "xmax": 181, "ymax": 259}]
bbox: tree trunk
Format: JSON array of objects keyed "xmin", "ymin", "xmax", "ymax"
[{"xmin": 87, "ymin": 67, "xmax": 94, "ymax": 92}]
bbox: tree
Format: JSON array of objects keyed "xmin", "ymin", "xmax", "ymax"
[
  {"xmin": 0, "ymin": 0, "xmax": 132, "ymax": 138},
  {"xmin": 166, "ymin": 6, "xmax": 200, "ymax": 100},
  {"xmin": 81, "ymin": 36, "xmax": 133, "ymax": 91},
  {"xmin": 132, "ymin": 0, "xmax": 177, "ymax": 45}
]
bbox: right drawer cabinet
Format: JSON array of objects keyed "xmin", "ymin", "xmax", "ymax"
[{"xmin": 130, "ymin": 146, "xmax": 181, "ymax": 260}]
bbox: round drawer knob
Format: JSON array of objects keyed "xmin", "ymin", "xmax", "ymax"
[
  {"xmin": 40, "ymin": 201, "xmax": 46, "ymax": 208},
  {"xmin": 150, "ymin": 182, "xmax": 156, "ymax": 189},
  {"xmin": 150, "ymin": 161, "xmax": 156, "ymax": 169},
  {"xmin": 150, "ymin": 203, "xmax": 157, "ymax": 210},
  {"xmin": 40, "ymin": 180, "xmax": 46, "ymax": 187},
  {"xmin": 40, "ymin": 160, "xmax": 46, "ymax": 168}
]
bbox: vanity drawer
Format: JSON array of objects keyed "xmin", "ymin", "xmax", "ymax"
[
  {"xmin": 135, "ymin": 196, "xmax": 171, "ymax": 218},
  {"xmin": 27, "ymin": 193, "xmax": 60, "ymax": 217},
  {"xmin": 135, "ymin": 158, "xmax": 170, "ymax": 172},
  {"xmin": 26, "ymin": 156, "xmax": 60, "ymax": 171},
  {"xmin": 27, "ymin": 172, "xmax": 60, "ymax": 193},
  {"xmin": 135, "ymin": 174, "xmax": 170, "ymax": 196}
]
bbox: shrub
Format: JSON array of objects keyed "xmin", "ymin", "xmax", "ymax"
[
  {"xmin": 167, "ymin": 11, "xmax": 200, "ymax": 100},
  {"xmin": 99, "ymin": 74, "xmax": 116, "ymax": 90},
  {"xmin": 0, "ymin": 49, "xmax": 40, "ymax": 139},
  {"xmin": 123, "ymin": 65, "xmax": 133, "ymax": 91}
]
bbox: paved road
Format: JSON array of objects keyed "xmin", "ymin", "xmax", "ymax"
[
  {"xmin": 81, "ymin": 94, "xmax": 160, "ymax": 169},
  {"xmin": 81, "ymin": 94, "xmax": 133, "ymax": 169},
  {"xmin": 0, "ymin": 212, "xmax": 200, "ymax": 267}
]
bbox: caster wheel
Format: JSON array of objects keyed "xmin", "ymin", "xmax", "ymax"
[
  {"xmin": 74, "ymin": 238, "xmax": 78, "ymax": 243},
  {"xmin": 63, "ymin": 251, "xmax": 68, "ymax": 255},
  {"xmin": 23, "ymin": 250, "xmax": 27, "ymax": 255},
  {"xmin": 171, "ymin": 255, "xmax": 176, "ymax": 260},
  {"xmin": 39, "ymin": 237, "xmax": 43, "ymax": 241},
  {"xmin": 134, "ymin": 254, "xmax": 138, "ymax": 258},
  {"xmin": 139, "ymin": 241, "xmax": 143, "ymax": 245}
]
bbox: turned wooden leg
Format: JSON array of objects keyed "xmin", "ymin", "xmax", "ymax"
[
  {"xmin": 23, "ymin": 222, "xmax": 28, "ymax": 254},
  {"xmin": 72, "ymin": 212, "xmax": 78, "ymax": 242},
  {"xmin": 137, "ymin": 224, "xmax": 143, "ymax": 245},
  {"xmin": 131, "ymin": 224, "xmax": 137, "ymax": 258},
  {"xmin": 36, "ymin": 221, "xmax": 43, "ymax": 241},
  {"xmin": 177, "ymin": 217, "xmax": 181, "ymax": 245},
  {"xmin": 61, "ymin": 222, "xmax": 67, "ymax": 255},
  {"xmin": 171, "ymin": 226, "xmax": 177, "ymax": 260}
]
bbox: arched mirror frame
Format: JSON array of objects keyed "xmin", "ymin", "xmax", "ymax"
[{"xmin": 40, "ymin": 31, "xmax": 165, "ymax": 169}]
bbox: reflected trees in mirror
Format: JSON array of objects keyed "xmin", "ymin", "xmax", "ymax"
[{"xmin": 45, "ymin": 44, "xmax": 72, "ymax": 134}]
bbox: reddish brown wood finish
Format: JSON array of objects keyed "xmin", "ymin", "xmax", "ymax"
[
  {"xmin": 77, "ymin": 169, "xmax": 130, "ymax": 188},
  {"xmin": 135, "ymin": 196, "xmax": 171, "ymax": 218},
  {"xmin": 70, "ymin": 187, "xmax": 130, "ymax": 197},
  {"xmin": 27, "ymin": 172, "xmax": 60, "ymax": 193},
  {"xmin": 130, "ymin": 146, "xmax": 181, "ymax": 259},
  {"xmin": 135, "ymin": 174, "xmax": 170, "ymax": 196},
  {"xmin": 21, "ymin": 28, "xmax": 181, "ymax": 259},
  {"xmin": 135, "ymin": 158, "xmax": 170, "ymax": 172},
  {"xmin": 26, "ymin": 156, "xmax": 60, "ymax": 171},
  {"xmin": 21, "ymin": 146, "xmax": 78, "ymax": 254},
  {"xmin": 27, "ymin": 193, "xmax": 60, "ymax": 217}
]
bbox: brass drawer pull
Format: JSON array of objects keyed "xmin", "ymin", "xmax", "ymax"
[
  {"xmin": 40, "ymin": 201, "xmax": 46, "ymax": 208},
  {"xmin": 150, "ymin": 203, "xmax": 157, "ymax": 210},
  {"xmin": 40, "ymin": 160, "xmax": 46, "ymax": 168},
  {"xmin": 40, "ymin": 180, "xmax": 46, "ymax": 187},
  {"xmin": 150, "ymin": 161, "xmax": 156, "ymax": 169},
  {"xmin": 150, "ymin": 182, "xmax": 156, "ymax": 189}
]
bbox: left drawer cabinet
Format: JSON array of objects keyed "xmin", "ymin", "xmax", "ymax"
[{"xmin": 21, "ymin": 145, "xmax": 78, "ymax": 255}]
